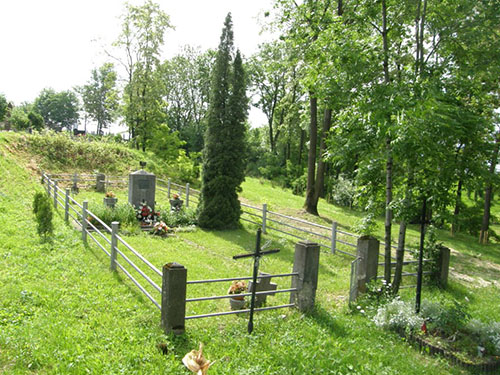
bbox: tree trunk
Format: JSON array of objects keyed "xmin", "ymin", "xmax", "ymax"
[
  {"xmin": 392, "ymin": 169, "xmax": 413, "ymax": 293},
  {"xmin": 392, "ymin": 220, "xmax": 407, "ymax": 293},
  {"xmin": 451, "ymin": 178, "xmax": 463, "ymax": 235},
  {"xmin": 384, "ymin": 138, "xmax": 393, "ymax": 282},
  {"xmin": 480, "ymin": 131, "xmax": 499, "ymax": 244},
  {"xmin": 304, "ymin": 93, "xmax": 319, "ymax": 215},
  {"xmin": 313, "ymin": 108, "xmax": 332, "ymax": 204},
  {"xmin": 298, "ymin": 128, "xmax": 306, "ymax": 166},
  {"xmin": 381, "ymin": 0, "xmax": 393, "ymax": 281}
]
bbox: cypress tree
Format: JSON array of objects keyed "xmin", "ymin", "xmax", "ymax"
[{"xmin": 198, "ymin": 13, "xmax": 248, "ymax": 229}]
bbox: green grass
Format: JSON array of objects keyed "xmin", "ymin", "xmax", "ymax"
[{"xmin": 1, "ymin": 133, "xmax": 499, "ymax": 374}]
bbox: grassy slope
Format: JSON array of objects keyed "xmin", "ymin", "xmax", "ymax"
[{"xmin": 1, "ymin": 132, "xmax": 497, "ymax": 374}]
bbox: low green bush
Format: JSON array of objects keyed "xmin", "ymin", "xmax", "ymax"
[
  {"xmin": 32, "ymin": 192, "xmax": 53, "ymax": 240},
  {"xmin": 372, "ymin": 298, "xmax": 424, "ymax": 333},
  {"xmin": 87, "ymin": 202, "xmax": 137, "ymax": 227},
  {"xmin": 420, "ymin": 299, "xmax": 471, "ymax": 336},
  {"xmin": 156, "ymin": 206, "xmax": 197, "ymax": 228}
]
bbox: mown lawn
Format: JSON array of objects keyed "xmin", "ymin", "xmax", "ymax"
[{"xmin": 3, "ymin": 154, "xmax": 494, "ymax": 374}]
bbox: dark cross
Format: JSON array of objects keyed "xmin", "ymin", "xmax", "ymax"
[{"xmin": 233, "ymin": 228, "xmax": 280, "ymax": 334}]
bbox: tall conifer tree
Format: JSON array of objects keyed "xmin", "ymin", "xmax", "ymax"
[{"xmin": 198, "ymin": 13, "xmax": 248, "ymax": 229}]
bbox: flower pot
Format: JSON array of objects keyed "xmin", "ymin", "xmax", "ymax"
[
  {"xmin": 229, "ymin": 297, "xmax": 245, "ymax": 310},
  {"xmin": 103, "ymin": 197, "xmax": 117, "ymax": 208}
]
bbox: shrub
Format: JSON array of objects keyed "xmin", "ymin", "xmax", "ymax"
[
  {"xmin": 33, "ymin": 192, "xmax": 53, "ymax": 240},
  {"xmin": 327, "ymin": 175, "xmax": 356, "ymax": 208},
  {"xmin": 157, "ymin": 206, "xmax": 197, "ymax": 228},
  {"xmin": 87, "ymin": 202, "xmax": 137, "ymax": 227},
  {"xmin": 373, "ymin": 298, "xmax": 424, "ymax": 333},
  {"xmin": 420, "ymin": 299, "xmax": 470, "ymax": 336},
  {"xmin": 420, "ymin": 225, "xmax": 444, "ymax": 285},
  {"xmin": 467, "ymin": 319, "xmax": 500, "ymax": 356}
]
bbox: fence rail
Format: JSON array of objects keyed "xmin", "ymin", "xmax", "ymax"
[
  {"xmin": 41, "ymin": 172, "xmax": 309, "ymax": 334},
  {"xmin": 42, "ymin": 173, "xmax": 162, "ymax": 311}
]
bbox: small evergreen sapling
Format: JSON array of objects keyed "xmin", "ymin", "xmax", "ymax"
[{"xmin": 33, "ymin": 192, "xmax": 53, "ymax": 240}]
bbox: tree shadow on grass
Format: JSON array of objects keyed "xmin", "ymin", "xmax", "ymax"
[
  {"xmin": 307, "ymin": 305, "xmax": 348, "ymax": 338},
  {"xmin": 209, "ymin": 226, "xmax": 339, "ymax": 279}
]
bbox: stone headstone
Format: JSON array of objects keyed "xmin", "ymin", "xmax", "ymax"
[
  {"xmin": 248, "ymin": 272, "xmax": 277, "ymax": 307},
  {"xmin": 128, "ymin": 170, "xmax": 156, "ymax": 210}
]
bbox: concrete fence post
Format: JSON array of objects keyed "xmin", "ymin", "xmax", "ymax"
[
  {"xmin": 96, "ymin": 173, "xmax": 106, "ymax": 192},
  {"xmin": 110, "ymin": 222, "xmax": 119, "ymax": 271},
  {"xmin": 262, "ymin": 204, "xmax": 267, "ymax": 234},
  {"xmin": 53, "ymin": 180, "xmax": 58, "ymax": 208},
  {"xmin": 290, "ymin": 240, "xmax": 320, "ymax": 312},
  {"xmin": 82, "ymin": 200, "xmax": 88, "ymax": 244},
  {"xmin": 353, "ymin": 236, "xmax": 380, "ymax": 299},
  {"xmin": 437, "ymin": 246, "xmax": 450, "ymax": 288},
  {"xmin": 331, "ymin": 222, "xmax": 338, "ymax": 254},
  {"xmin": 64, "ymin": 188, "xmax": 70, "ymax": 223},
  {"xmin": 161, "ymin": 262, "xmax": 187, "ymax": 335},
  {"xmin": 185, "ymin": 183, "xmax": 190, "ymax": 208}
]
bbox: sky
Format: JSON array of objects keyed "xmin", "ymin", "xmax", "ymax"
[{"xmin": 0, "ymin": 0, "xmax": 275, "ymax": 129}]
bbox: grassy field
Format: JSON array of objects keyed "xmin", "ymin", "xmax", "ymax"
[{"xmin": 1, "ymin": 132, "xmax": 499, "ymax": 374}]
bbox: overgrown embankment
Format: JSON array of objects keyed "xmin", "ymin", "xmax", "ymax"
[{"xmin": 1, "ymin": 131, "xmax": 199, "ymax": 182}]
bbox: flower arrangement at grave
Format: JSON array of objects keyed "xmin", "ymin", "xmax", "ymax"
[
  {"xmin": 152, "ymin": 221, "xmax": 170, "ymax": 236},
  {"xmin": 228, "ymin": 280, "xmax": 247, "ymax": 300},
  {"xmin": 105, "ymin": 191, "xmax": 116, "ymax": 198},
  {"xmin": 135, "ymin": 201, "xmax": 160, "ymax": 226}
]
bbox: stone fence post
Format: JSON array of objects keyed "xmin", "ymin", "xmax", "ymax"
[
  {"xmin": 290, "ymin": 240, "xmax": 320, "ymax": 312},
  {"xmin": 350, "ymin": 236, "xmax": 380, "ymax": 302},
  {"xmin": 437, "ymin": 246, "xmax": 450, "ymax": 288},
  {"xmin": 161, "ymin": 262, "xmax": 187, "ymax": 335},
  {"xmin": 96, "ymin": 173, "xmax": 106, "ymax": 192}
]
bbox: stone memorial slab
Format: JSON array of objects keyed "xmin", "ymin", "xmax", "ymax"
[{"xmin": 128, "ymin": 169, "xmax": 156, "ymax": 210}]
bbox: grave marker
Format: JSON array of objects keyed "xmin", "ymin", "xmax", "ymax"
[{"xmin": 128, "ymin": 167, "xmax": 156, "ymax": 210}]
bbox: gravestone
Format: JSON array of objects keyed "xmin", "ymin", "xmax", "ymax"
[
  {"xmin": 128, "ymin": 169, "xmax": 156, "ymax": 210},
  {"xmin": 248, "ymin": 272, "xmax": 277, "ymax": 307}
]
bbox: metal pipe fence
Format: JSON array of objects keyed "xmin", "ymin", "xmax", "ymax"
[
  {"xmin": 184, "ymin": 272, "xmax": 299, "ymax": 321},
  {"xmin": 42, "ymin": 173, "xmax": 162, "ymax": 311},
  {"xmin": 241, "ymin": 202, "xmax": 358, "ymax": 258}
]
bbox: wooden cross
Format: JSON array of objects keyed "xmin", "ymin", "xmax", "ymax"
[{"xmin": 233, "ymin": 228, "xmax": 279, "ymax": 334}]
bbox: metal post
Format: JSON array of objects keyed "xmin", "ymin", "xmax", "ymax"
[
  {"xmin": 331, "ymin": 221, "xmax": 337, "ymax": 254},
  {"xmin": 64, "ymin": 188, "xmax": 70, "ymax": 223},
  {"xmin": 82, "ymin": 200, "xmax": 88, "ymax": 244},
  {"xmin": 185, "ymin": 183, "xmax": 190, "ymax": 208},
  {"xmin": 53, "ymin": 181, "xmax": 58, "ymax": 208},
  {"xmin": 47, "ymin": 176, "xmax": 51, "ymax": 196},
  {"xmin": 161, "ymin": 262, "xmax": 187, "ymax": 335},
  {"xmin": 262, "ymin": 203, "xmax": 267, "ymax": 234},
  {"xmin": 110, "ymin": 222, "xmax": 119, "ymax": 271},
  {"xmin": 167, "ymin": 178, "xmax": 171, "ymax": 198}
]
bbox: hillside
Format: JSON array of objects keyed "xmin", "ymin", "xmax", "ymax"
[{"xmin": 1, "ymin": 132, "xmax": 499, "ymax": 374}]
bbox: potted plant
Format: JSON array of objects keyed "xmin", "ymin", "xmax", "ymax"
[
  {"xmin": 228, "ymin": 280, "xmax": 247, "ymax": 310},
  {"xmin": 103, "ymin": 191, "xmax": 117, "ymax": 208}
]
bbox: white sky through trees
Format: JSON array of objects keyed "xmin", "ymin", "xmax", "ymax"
[{"xmin": 0, "ymin": 0, "xmax": 272, "ymax": 129}]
